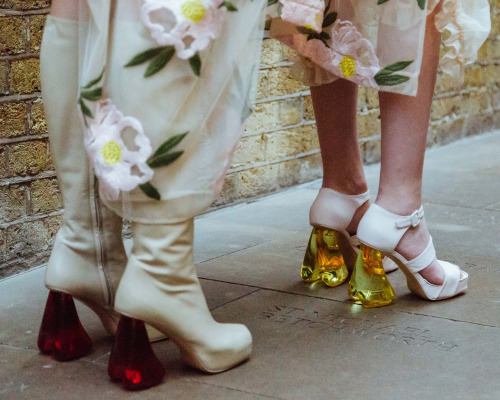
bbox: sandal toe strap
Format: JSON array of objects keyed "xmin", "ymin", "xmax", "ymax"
[
  {"xmin": 437, "ymin": 261, "xmax": 462, "ymax": 298},
  {"xmin": 407, "ymin": 237, "xmax": 436, "ymax": 273}
]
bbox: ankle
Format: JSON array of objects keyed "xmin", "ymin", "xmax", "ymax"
[
  {"xmin": 322, "ymin": 179, "xmax": 368, "ymax": 196},
  {"xmin": 375, "ymin": 195, "xmax": 421, "ymax": 216}
]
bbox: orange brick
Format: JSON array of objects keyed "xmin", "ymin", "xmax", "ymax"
[
  {"xmin": 0, "ymin": 102, "xmax": 27, "ymax": 138},
  {"xmin": 10, "ymin": 58, "xmax": 41, "ymax": 94},
  {"xmin": 0, "ymin": 16, "xmax": 27, "ymax": 55}
]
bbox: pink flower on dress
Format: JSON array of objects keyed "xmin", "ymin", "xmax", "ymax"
[
  {"xmin": 85, "ymin": 100, "xmax": 154, "ymax": 201},
  {"xmin": 273, "ymin": 19, "xmax": 380, "ymax": 88},
  {"xmin": 326, "ymin": 20, "xmax": 380, "ymax": 88},
  {"xmin": 279, "ymin": 0, "xmax": 325, "ymax": 33},
  {"xmin": 141, "ymin": 0, "xmax": 227, "ymax": 59}
]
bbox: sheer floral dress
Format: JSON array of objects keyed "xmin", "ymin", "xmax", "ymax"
[
  {"xmin": 267, "ymin": 0, "xmax": 491, "ymax": 96},
  {"xmin": 77, "ymin": 0, "xmax": 266, "ymax": 223}
]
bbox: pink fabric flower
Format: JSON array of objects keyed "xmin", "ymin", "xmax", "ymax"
[
  {"xmin": 279, "ymin": 0, "xmax": 325, "ymax": 33},
  {"xmin": 326, "ymin": 20, "xmax": 380, "ymax": 88},
  {"xmin": 141, "ymin": 0, "xmax": 227, "ymax": 59},
  {"xmin": 271, "ymin": 18, "xmax": 380, "ymax": 88},
  {"xmin": 85, "ymin": 100, "xmax": 154, "ymax": 201}
]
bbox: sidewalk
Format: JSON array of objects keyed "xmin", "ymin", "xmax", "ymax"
[{"xmin": 1, "ymin": 130, "xmax": 499, "ymax": 400}]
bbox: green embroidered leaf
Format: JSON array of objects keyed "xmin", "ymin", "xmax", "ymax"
[
  {"xmin": 79, "ymin": 98, "xmax": 93, "ymax": 118},
  {"xmin": 219, "ymin": 1, "xmax": 238, "ymax": 11},
  {"xmin": 319, "ymin": 31, "xmax": 330, "ymax": 41},
  {"xmin": 125, "ymin": 47, "xmax": 167, "ymax": 67},
  {"xmin": 325, "ymin": 0, "xmax": 331, "ymax": 13},
  {"xmin": 378, "ymin": 60, "xmax": 414, "ymax": 74},
  {"xmin": 322, "ymin": 12, "xmax": 337, "ymax": 28},
  {"xmin": 417, "ymin": 0, "xmax": 425, "ymax": 10},
  {"xmin": 377, "ymin": 0, "xmax": 390, "ymax": 4},
  {"xmin": 147, "ymin": 150, "xmax": 184, "ymax": 168},
  {"xmin": 144, "ymin": 47, "xmax": 176, "ymax": 78},
  {"xmin": 80, "ymin": 87, "xmax": 103, "ymax": 101},
  {"xmin": 267, "ymin": 0, "xmax": 278, "ymax": 5},
  {"xmin": 82, "ymin": 68, "xmax": 105, "ymax": 89},
  {"xmin": 375, "ymin": 73, "xmax": 410, "ymax": 86},
  {"xmin": 189, "ymin": 53, "xmax": 202, "ymax": 77},
  {"xmin": 151, "ymin": 132, "xmax": 188, "ymax": 159},
  {"xmin": 139, "ymin": 182, "xmax": 161, "ymax": 200}
]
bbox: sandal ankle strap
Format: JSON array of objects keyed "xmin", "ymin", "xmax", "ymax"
[
  {"xmin": 394, "ymin": 206, "xmax": 424, "ymax": 229},
  {"xmin": 357, "ymin": 204, "xmax": 425, "ymax": 253},
  {"xmin": 309, "ymin": 188, "xmax": 369, "ymax": 232}
]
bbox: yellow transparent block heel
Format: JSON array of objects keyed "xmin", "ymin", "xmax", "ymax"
[
  {"xmin": 348, "ymin": 244, "xmax": 396, "ymax": 308},
  {"xmin": 301, "ymin": 227, "xmax": 349, "ymax": 287}
]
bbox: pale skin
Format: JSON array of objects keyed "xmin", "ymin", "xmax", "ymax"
[{"xmin": 311, "ymin": 3, "xmax": 446, "ymax": 285}]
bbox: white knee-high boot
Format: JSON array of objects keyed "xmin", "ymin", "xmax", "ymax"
[
  {"xmin": 114, "ymin": 219, "xmax": 252, "ymax": 373},
  {"xmin": 39, "ymin": 16, "xmax": 163, "ymax": 341}
]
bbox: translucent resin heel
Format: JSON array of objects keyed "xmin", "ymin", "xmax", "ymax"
[
  {"xmin": 301, "ymin": 227, "xmax": 349, "ymax": 287},
  {"xmin": 348, "ymin": 245, "xmax": 396, "ymax": 308},
  {"xmin": 108, "ymin": 316, "xmax": 165, "ymax": 390},
  {"xmin": 37, "ymin": 290, "xmax": 93, "ymax": 361}
]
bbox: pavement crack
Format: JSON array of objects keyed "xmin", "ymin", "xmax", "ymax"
[
  {"xmin": 198, "ymin": 242, "xmax": 268, "ymax": 264},
  {"xmin": 399, "ymin": 311, "xmax": 498, "ymax": 328},
  {"xmin": 209, "ymin": 288, "xmax": 261, "ymax": 311}
]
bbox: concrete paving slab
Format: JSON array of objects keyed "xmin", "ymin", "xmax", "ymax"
[
  {"xmin": 203, "ymin": 289, "xmax": 500, "ymax": 400},
  {"xmin": 0, "ymin": 346, "xmax": 275, "ymax": 400},
  {"xmin": 0, "ymin": 267, "xmax": 257, "ymax": 352}
]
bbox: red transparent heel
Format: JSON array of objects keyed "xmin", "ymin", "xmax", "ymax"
[
  {"xmin": 108, "ymin": 316, "xmax": 165, "ymax": 390},
  {"xmin": 37, "ymin": 290, "xmax": 93, "ymax": 362}
]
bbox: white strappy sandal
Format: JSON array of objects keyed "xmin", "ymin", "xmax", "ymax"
[{"xmin": 356, "ymin": 204, "xmax": 468, "ymax": 301}]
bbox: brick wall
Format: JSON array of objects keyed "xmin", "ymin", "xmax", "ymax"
[
  {"xmin": 0, "ymin": 1, "xmax": 62, "ymax": 278},
  {"xmin": 1, "ymin": 1, "xmax": 499, "ymax": 278}
]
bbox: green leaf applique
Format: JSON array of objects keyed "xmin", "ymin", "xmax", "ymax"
[
  {"xmin": 374, "ymin": 60, "xmax": 414, "ymax": 86},
  {"xmin": 125, "ymin": 46, "xmax": 175, "ymax": 78},
  {"xmin": 267, "ymin": 0, "xmax": 278, "ymax": 5},
  {"xmin": 150, "ymin": 132, "xmax": 188, "ymax": 158},
  {"xmin": 144, "ymin": 47, "xmax": 176, "ymax": 78},
  {"xmin": 78, "ymin": 70, "xmax": 104, "ymax": 121},
  {"xmin": 125, "ymin": 47, "xmax": 167, "ymax": 67},
  {"xmin": 189, "ymin": 53, "xmax": 202, "ymax": 77},
  {"xmin": 147, "ymin": 151, "xmax": 184, "ymax": 169},
  {"xmin": 80, "ymin": 87, "xmax": 103, "ymax": 101},
  {"xmin": 322, "ymin": 12, "xmax": 337, "ymax": 28},
  {"xmin": 82, "ymin": 68, "xmax": 105, "ymax": 89},
  {"xmin": 139, "ymin": 182, "xmax": 161, "ymax": 200},
  {"xmin": 140, "ymin": 132, "xmax": 189, "ymax": 200}
]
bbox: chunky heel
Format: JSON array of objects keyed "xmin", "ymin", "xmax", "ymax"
[
  {"xmin": 301, "ymin": 227, "xmax": 349, "ymax": 287},
  {"xmin": 37, "ymin": 290, "xmax": 93, "ymax": 361},
  {"xmin": 348, "ymin": 245, "xmax": 396, "ymax": 308},
  {"xmin": 108, "ymin": 316, "xmax": 165, "ymax": 391}
]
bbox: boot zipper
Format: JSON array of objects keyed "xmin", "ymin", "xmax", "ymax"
[{"xmin": 90, "ymin": 174, "xmax": 114, "ymax": 307}]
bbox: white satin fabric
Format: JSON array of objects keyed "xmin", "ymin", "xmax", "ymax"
[
  {"xmin": 77, "ymin": 0, "xmax": 266, "ymax": 223},
  {"xmin": 267, "ymin": 0, "xmax": 491, "ymax": 96}
]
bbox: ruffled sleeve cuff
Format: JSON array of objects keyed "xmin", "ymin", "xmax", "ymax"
[{"xmin": 432, "ymin": 0, "xmax": 491, "ymax": 84}]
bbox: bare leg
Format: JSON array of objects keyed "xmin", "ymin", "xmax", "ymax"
[
  {"xmin": 50, "ymin": 0, "xmax": 78, "ymax": 19},
  {"xmin": 310, "ymin": 79, "xmax": 368, "ymax": 234},
  {"xmin": 376, "ymin": 4, "xmax": 444, "ymax": 284}
]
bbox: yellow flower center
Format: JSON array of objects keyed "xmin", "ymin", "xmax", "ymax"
[
  {"xmin": 339, "ymin": 56, "xmax": 356, "ymax": 78},
  {"xmin": 303, "ymin": 24, "xmax": 313, "ymax": 30},
  {"xmin": 100, "ymin": 141, "xmax": 122, "ymax": 165},
  {"xmin": 181, "ymin": 1, "xmax": 206, "ymax": 23}
]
